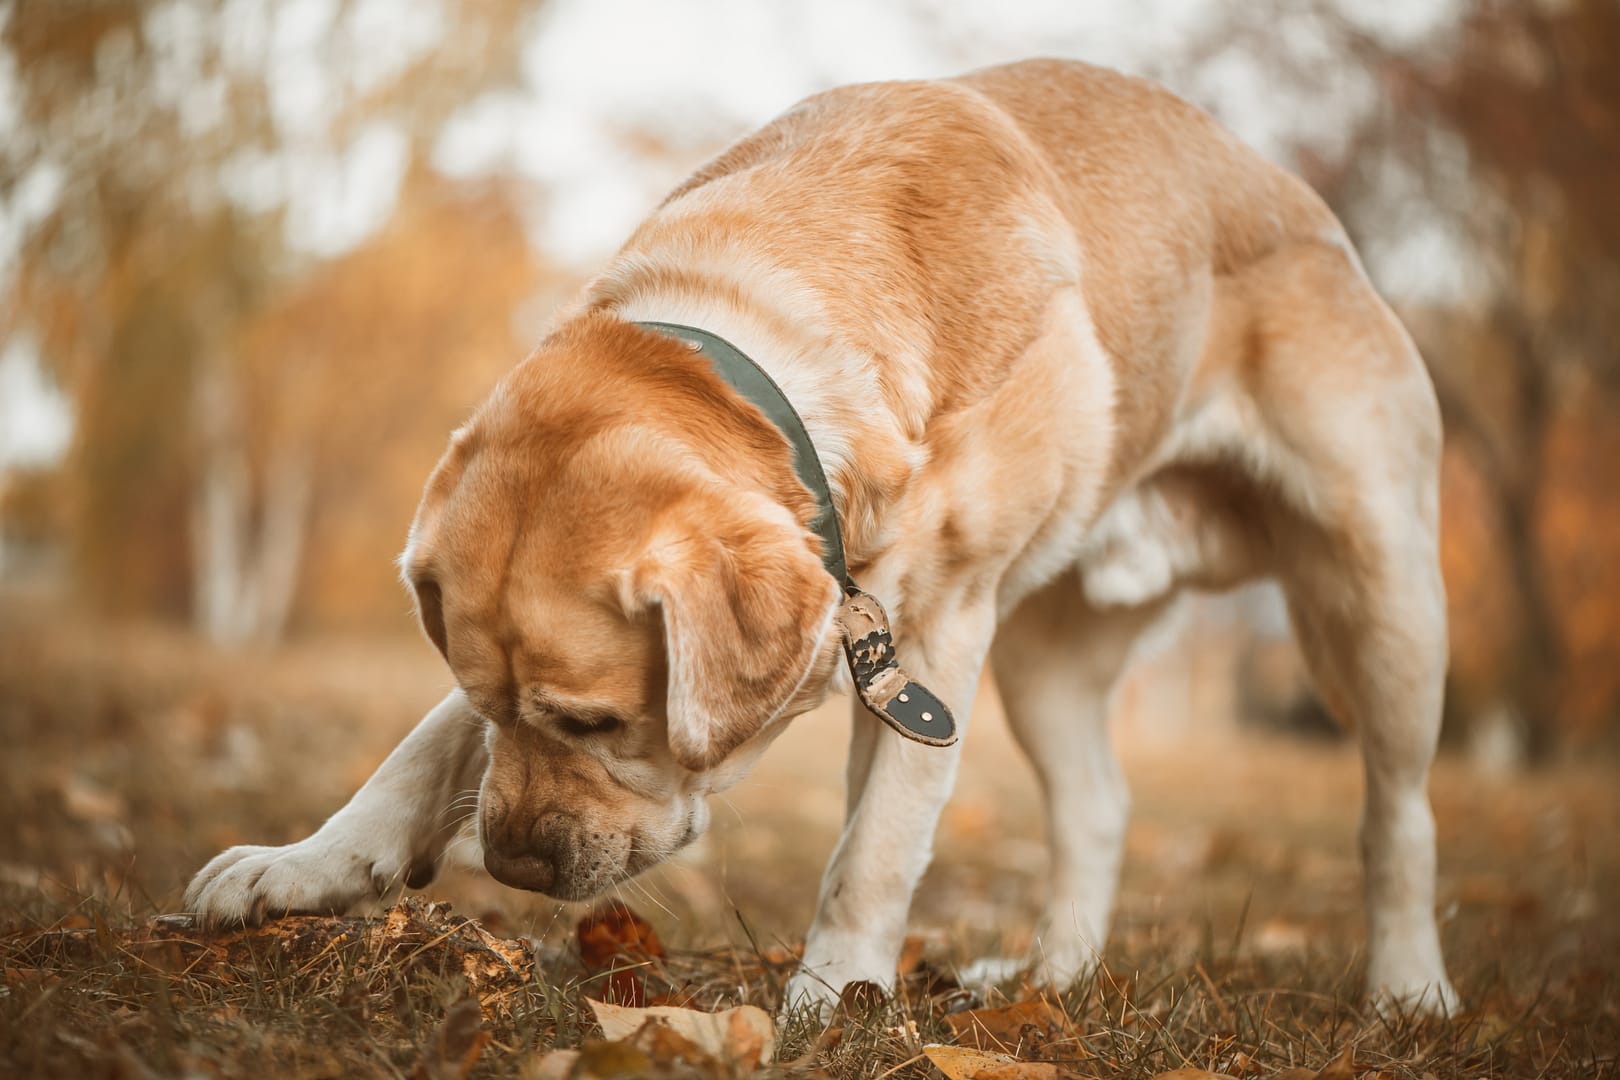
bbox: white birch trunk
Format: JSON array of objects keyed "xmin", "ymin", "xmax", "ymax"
[{"xmin": 190, "ymin": 360, "xmax": 312, "ymax": 646}]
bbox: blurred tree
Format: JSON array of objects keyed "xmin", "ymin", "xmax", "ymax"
[
  {"xmin": 3, "ymin": 0, "xmax": 538, "ymax": 642},
  {"xmin": 236, "ymin": 175, "xmax": 561, "ymax": 630},
  {"xmin": 1298, "ymin": 0, "xmax": 1620, "ymax": 757}
]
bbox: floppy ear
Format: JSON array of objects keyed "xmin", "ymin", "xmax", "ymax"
[
  {"xmin": 635, "ymin": 508, "xmax": 840, "ymax": 771},
  {"xmin": 412, "ymin": 578, "xmax": 450, "ymax": 662}
]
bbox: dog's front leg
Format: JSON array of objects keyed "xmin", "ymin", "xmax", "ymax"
[
  {"xmin": 184, "ymin": 689, "xmax": 488, "ymax": 925},
  {"xmin": 785, "ymin": 609, "xmax": 992, "ymax": 1013}
]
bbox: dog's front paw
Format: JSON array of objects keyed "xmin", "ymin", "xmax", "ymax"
[
  {"xmin": 1366, "ymin": 976, "xmax": 1461, "ymax": 1018},
  {"xmin": 779, "ymin": 971, "xmax": 847, "ymax": 1023},
  {"xmin": 954, "ymin": 955, "xmax": 1029, "ymax": 989},
  {"xmin": 956, "ymin": 940, "xmax": 1103, "ymax": 993},
  {"xmin": 184, "ymin": 836, "xmax": 418, "ymax": 927},
  {"xmin": 780, "ymin": 942, "xmax": 897, "ymax": 1023}
]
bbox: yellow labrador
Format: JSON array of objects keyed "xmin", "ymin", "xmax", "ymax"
[{"xmin": 187, "ymin": 59, "xmax": 1457, "ymax": 1014}]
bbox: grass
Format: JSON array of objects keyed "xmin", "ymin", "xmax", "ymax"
[
  {"xmin": 3, "ymin": 892, "xmax": 1615, "ymax": 1078},
  {"xmin": 2, "ymin": 595, "xmax": 1617, "ymax": 1077}
]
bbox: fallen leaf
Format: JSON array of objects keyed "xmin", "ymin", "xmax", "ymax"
[
  {"xmin": 837, "ymin": 979, "xmax": 888, "ymax": 1015},
  {"xmin": 976, "ymin": 1063, "xmax": 1066, "ymax": 1080},
  {"xmin": 520, "ymin": 1049, "xmax": 578, "ymax": 1080},
  {"xmin": 577, "ymin": 901, "xmax": 664, "ymax": 970},
  {"xmin": 1146, "ymin": 1071, "xmax": 1240, "ymax": 1080},
  {"xmin": 571, "ymin": 1039, "xmax": 652, "ymax": 1078},
  {"xmin": 413, "ymin": 997, "xmax": 488, "ymax": 1080},
  {"xmin": 1312, "ymin": 1045, "xmax": 1356, "ymax": 1080},
  {"xmin": 621, "ymin": 1017, "xmax": 721, "ymax": 1069},
  {"xmin": 586, "ymin": 999, "xmax": 775, "ymax": 1069},
  {"xmin": 899, "ymin": 931, "xmax": 948, "ymax": 975},
  {"xmin": 1268, "ymin": 1045, "xmax": 1355, "ymax": 1080},
  {"xmin": 945, "ymin": 1000, "xmax": 1070, "ymax": 1056},
  {"xmin": 923, "ymin": 1043, "xmax": 1022, "ymax": 1080}
]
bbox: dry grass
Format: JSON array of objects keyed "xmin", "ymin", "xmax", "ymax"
[
  {"xmin": 2, "ymin": 595, "xmax": 1617, "ymax": 1078},
  {"xmin": 3, "ymin": 894, "xmax": 1615, "ymax": 1078}
]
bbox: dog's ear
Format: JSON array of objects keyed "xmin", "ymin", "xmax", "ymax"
[
  {"xmin": 412, "ymin": 578, "xmax": 450, "ymax": 662},
  {"xmin": 632, "ymin": 504, "xmax": 840, "ymax": 771}
]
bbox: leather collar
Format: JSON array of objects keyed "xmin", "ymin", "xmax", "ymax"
[
  {"xmin": 636, "ymin": 319, "xmax": 958, "ymax": 748},
  {"xmin": 637, "ymin": 320, "xmax": 848, "ymax": 583}
]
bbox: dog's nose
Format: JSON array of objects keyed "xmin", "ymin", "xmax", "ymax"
[
  {"xmin": 483, "ymin": 810, "xmax": 582, "ymax": 896},
  {"xmin": 482, "ymin": 846, "xmax": 557, "ymax": 893}
]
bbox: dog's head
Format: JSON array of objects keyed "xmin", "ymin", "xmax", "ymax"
[{"xmin": 400, "ymin": 316, "xmax": 842, "ymax": 899}]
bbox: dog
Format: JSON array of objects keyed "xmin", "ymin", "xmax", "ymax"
[{"xmin": 186, "ymin": 58, "xmax": 1458, "ymax": 1013}]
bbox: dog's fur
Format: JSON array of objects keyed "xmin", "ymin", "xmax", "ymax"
[{"xmin": 186, "ymin": 59, "xmax": 1457, "ymax": 1012}]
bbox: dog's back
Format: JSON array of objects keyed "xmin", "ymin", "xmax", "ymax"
[{"xmin": 612, "ymin": 59, "xmax": 1346, "ymax": 490}]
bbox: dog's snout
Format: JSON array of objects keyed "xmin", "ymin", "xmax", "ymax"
[
  {"xmin": 482, "ymin": 847, "xmax": 557, "ymax": 893},
  {"xmin": 482, "ymin": 809, "xmax": 631, "ymax": 900},
  {"xmin": 483, "ymin": 809, "xmax": 567, "ymax": 891}
]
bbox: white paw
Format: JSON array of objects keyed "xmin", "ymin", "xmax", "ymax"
[
  {"xmin": 779, "ymin": 966, "xmax": 894, "ymax": 1023},
  {"xmin": 184, "ymin": 835, "xmax": 419, "ymax": 927},
  {"xmin": 957, "ymin": 934, "xmax": 1104, "ymax": 992},
  {"xmin": 1367, "ymin": 976, "xmax": 1461, "ymax": 1018},
  {"xmin": 779, "ymin": 972, "xmax": 842, "ymax": 1023},
  {"xmin": 955, "ymin": 955, "xmax": 1028, "ymax": 988}
]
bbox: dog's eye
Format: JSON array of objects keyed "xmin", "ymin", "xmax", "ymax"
[{"xmin": 558, "ymin": 714, "xmax": 622, "ymax": 738}]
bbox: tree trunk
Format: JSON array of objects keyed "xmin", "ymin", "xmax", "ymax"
[{"xmin": 189, "ymin": 359, "xmax": 311, "ymax": 646}]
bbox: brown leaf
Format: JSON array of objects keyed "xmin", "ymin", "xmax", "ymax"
[
  {"xmin": 571, "ymin": 1039, "xmax": 653, "ymax": 1078},
  {"xmin": 975, "ymin": 1064, "xmax": 1066, "ymax": 1080},
  {"xmin": 837, "ymin": 979, "xmax": 888, "ymax": 1015},
  {"xmin": 898, "ymin": 932, "xmax": 942, "ymax": 975},
  {"xmin": 923, "ymin": 1044, "xmax": 1022, "ymax": 1080},
  {"xmin": 1267, "ymin": 1046, "xmax": 1356, "ymax": 1080},
  {"xmin": 622, "ymin": 1018, "xmax": 717, "ymax": 1069},
  {"xmin": 945, "ymin": 1000, "xmax": 1070, "ymax": 1056},
  {"xmin": 585, "ymin": 999, "xmax": 776, "ymax": 1069},
  {"xmin": 1147, "ymin": 1071, "xmax": 1241, "ymax": 1080},
  {"xmin": 599, "ymin": 967, "xmax": 647, "ymax": 1008},
  {"xmin": 576, "ymin": 901, "xmax": 664, "ymax": 970},
  {"xmin": 413, "ymin": 997, "xmax": 488, "ymax": 1080},
  {"xmin": 721, "ymin": 1005, "xmax": 774, "ymax": 1068},
  {"xmin": 520, "ymin": 1049, "xmax": 579, "ymax": 1080}
]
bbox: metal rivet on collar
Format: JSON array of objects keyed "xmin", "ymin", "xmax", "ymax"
[{"xmin": 834, "ymin": 585, "xmax": 957, "ymax": 747}]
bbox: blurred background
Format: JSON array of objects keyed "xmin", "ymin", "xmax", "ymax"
[{"xmin": 0, "ymin": 0, "xmax": 1617, "ymax": 954}]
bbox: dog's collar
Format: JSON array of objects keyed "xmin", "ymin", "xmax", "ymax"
[
  {"xmin": 637, "ymin": 319, "xmax": 957, "ymax": 748},
  {"xmin": 638, "ymin": 320, "xmax": 848, "ymax": 582}
]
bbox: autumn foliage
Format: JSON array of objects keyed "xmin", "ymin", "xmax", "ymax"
[{"xmin": 2, "ymin": 3, "xmax": 1618, "ymax": 751}]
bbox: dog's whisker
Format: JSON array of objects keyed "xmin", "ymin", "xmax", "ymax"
[
  {"xmin": 438, "ymin": 798, "xmax": 481, "ymax": 826},
  {"xmin": 622, "ymin": 872, "xmax": 677, "ymax": 923}
]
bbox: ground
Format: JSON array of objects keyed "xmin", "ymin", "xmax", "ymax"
[{"xmin": 1, "ymin": 590, "xmax": 1616, "ymax": 1078}]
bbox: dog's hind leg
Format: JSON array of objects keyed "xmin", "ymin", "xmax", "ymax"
[
  {"xmin": 984, "ymin": 577, "xmax": 1168, "ymax": 987},
  {"xmin": 1244, "ymin": 242, "xmax": 1458, "ymax": 1014},
  {"xmin": 1274, "ymin": 494, "xmax": 1458, "ymax": 1014}
]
